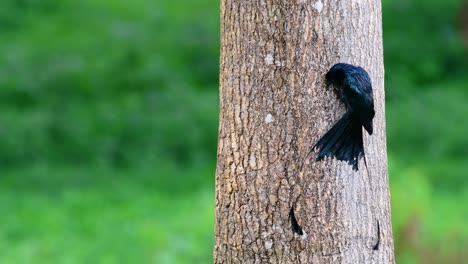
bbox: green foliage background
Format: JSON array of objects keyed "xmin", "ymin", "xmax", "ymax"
[{"xmin": 0, "ymin": 0, "xmax": 466, "ymax": 263}]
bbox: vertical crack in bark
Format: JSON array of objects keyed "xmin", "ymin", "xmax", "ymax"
[
  {"xmin": 373, "ymin": 219, "xmax": 380, "ymax": 251},
  {"xmin": 289, "ymin": 206, "xmax": 303, "ymax": 236}
]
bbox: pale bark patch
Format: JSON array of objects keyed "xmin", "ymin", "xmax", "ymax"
[{"xmin": 314, "ymin": 1, "xmax": 324, "ymax": 12}]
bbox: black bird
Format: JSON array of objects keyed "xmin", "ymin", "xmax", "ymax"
[{"xmin": 314, "ymin": 63, "xmax": 375, "ymax": 170}]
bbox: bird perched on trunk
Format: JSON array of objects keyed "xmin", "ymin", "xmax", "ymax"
[{"xmin": 314, "ymin": 63, "xmax": 375, "ymax": 170}]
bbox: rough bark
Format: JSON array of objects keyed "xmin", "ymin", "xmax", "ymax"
[{"xmin": 214, "ymin": 0, "xmax": 394, "ymax": 263}]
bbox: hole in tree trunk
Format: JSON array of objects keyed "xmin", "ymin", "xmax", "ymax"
[
  {"xmin": 289, "ymin": 207, "xmax": 303, "ymax": 236},
  {"xmin": 373, "ymin": 220, "xmax": 380, "ymax": 250}
]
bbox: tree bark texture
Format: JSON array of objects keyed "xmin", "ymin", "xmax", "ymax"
[{"xmin": 214, "ymin": 0, "xmax": 394, "ymax": 263}]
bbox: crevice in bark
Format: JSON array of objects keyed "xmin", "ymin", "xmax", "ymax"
[
  {"xmin": 289, "ymin": 206, "xmax": 303, "ymax": 236},
  {"xmin": 373, "ymin": 219, "xmax": 380, "ymax": 251}
]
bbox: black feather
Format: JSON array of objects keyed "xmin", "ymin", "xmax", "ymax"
[{"xmin": 314, "ymin": 63, "xmax": 375, "ymax": 171}]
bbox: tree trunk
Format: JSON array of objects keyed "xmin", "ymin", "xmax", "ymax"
[
  {"xmin": 214, "ymin": 0, "xmax": 394, "ymax": 263},
  {"xmin": 458, "ymin": 0, "xmax": 468, "ymax": 49}
]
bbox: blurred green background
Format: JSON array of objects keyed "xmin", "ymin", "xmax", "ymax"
[{"xmin": 0, "ymin": 0, "xmax": 466, "ymax": 263}]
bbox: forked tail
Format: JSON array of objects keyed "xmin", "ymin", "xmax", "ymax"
[{"xmin": 314, "ymin": 112, "xmax": 364, "ymax": 170}]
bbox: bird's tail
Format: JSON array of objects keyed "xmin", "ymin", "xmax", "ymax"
[{"xmin": 314, "ymin": 112, "xmax": 364, "ymax": 170}]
